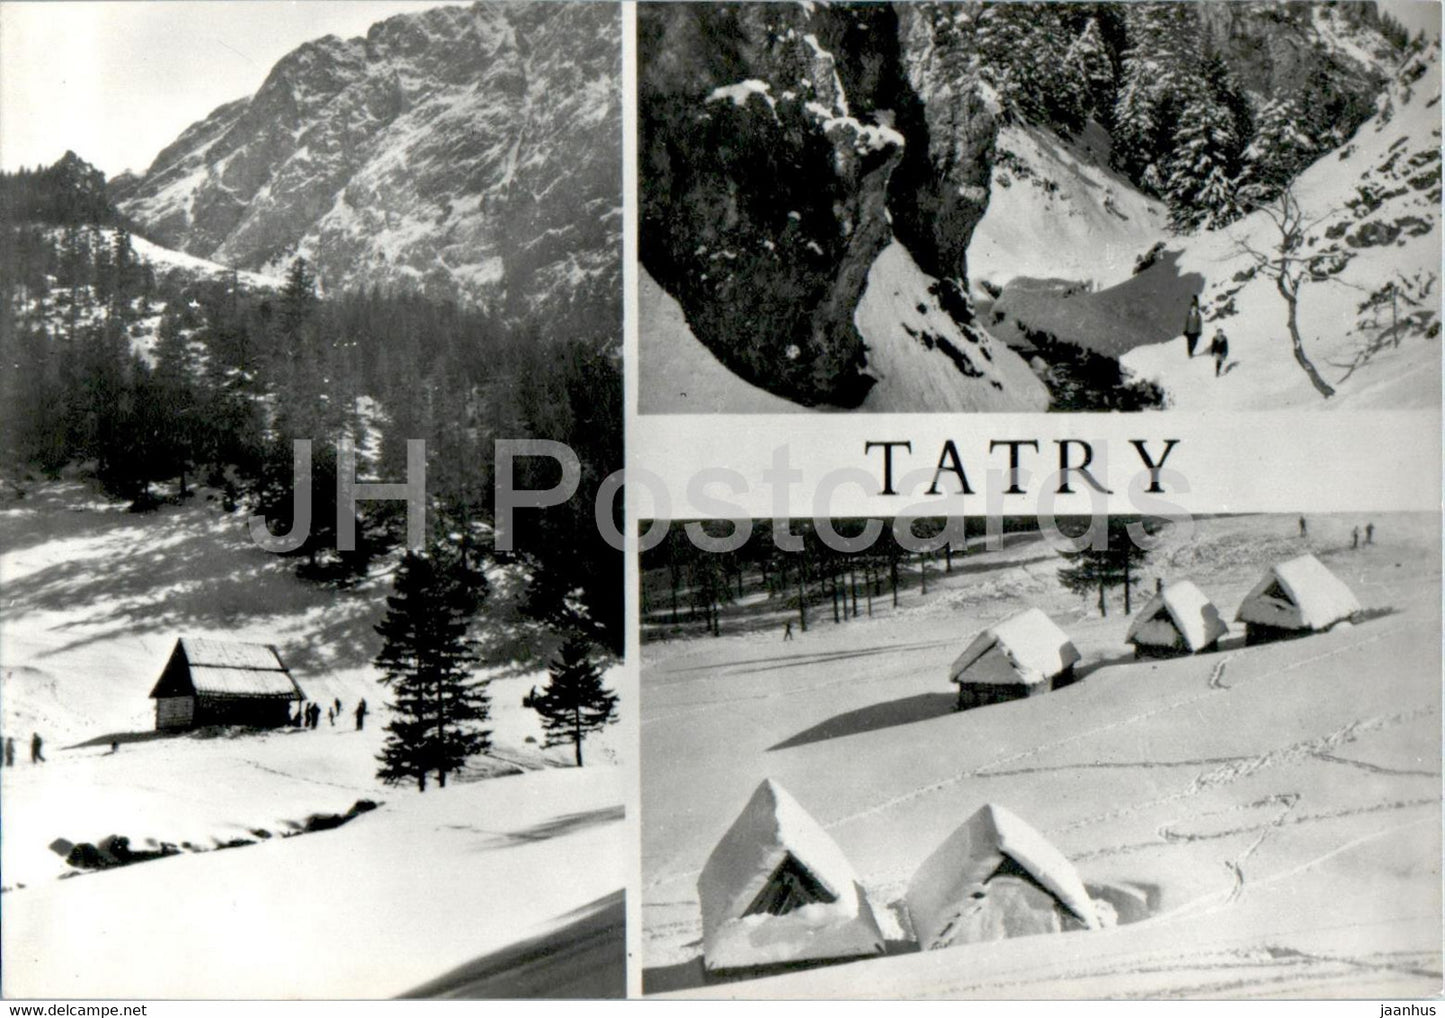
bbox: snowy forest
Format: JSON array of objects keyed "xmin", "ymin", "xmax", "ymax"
[
  {"xmin": 959, "ymin": 1, "xmax": 1418, "ymax": 229},
  {"xmin": 0, "ymin": 153, "xmax": 624, "ymax": 658}
]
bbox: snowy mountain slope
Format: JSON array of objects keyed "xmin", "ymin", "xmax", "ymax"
[
  {"xmin": 970, "ymin": 123, "xmax": 1170, "ymax": 293},
  {"xmin": 3, "ymin": 767, "xmax": 625, "ymax": 998},
  {"xmin": 640, "ymin": 513, "xmax": 1441, "ymax": 996},
  {"xmin": 1118, "ymin": 43, "xmax": 1442, "ymax": 410},
  {"xmin": 116, "ymin": 2, "xmax": 620, "ymax": 327}
]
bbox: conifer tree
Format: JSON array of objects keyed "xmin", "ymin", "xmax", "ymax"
[
  {"xmin": 1056, "ymin": 518, "xmax": 1152, "ymax": 617},
  {"xmin": 374, "ymin": 550, "xmax": 491, "ymax": 791},
  {"xmin": 1166, "ymin": 96, "xmax": 1243, "ymax": 230},
  {"xmin": 530, "ymin": 636, "xmax": 618, "ymax": 767}
]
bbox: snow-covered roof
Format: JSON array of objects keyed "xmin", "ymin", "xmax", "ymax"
[
  {"xmin": 181, "ymin": 637, "xmax": 286, "ymax": 671},
  {"xmin": 1127, "ymin": 580, "xmax": 1228, "ymax": 652},
  {"xmin": 1235, "ymin": 554, "xmax": 1361, "ymax": 631},
  {"xmin": 150, "ymin": 638, "xmax": 303, "ymax": 700},
  {"xmin": 696, "ymin": 778, "xmax": 883, "ymax": 970},
  {"xmin": 905, "ymin": 803, "xmax": 1097, "ymax": 951},
  {"xmin": 950, "ymin": 608, "xmax": 1080, "ymax": 686},
  {"xmin": 187, "ymin": 666, "xmax": 302, "ymax": 699}
]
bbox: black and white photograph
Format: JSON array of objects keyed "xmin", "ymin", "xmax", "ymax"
[
  {"xmin": 638, "ymin": 512, "xmax": 1441, "ymax": 996},
  {"xmin": 638, "ymin": 1, "xmax": 1441, "ymax": 413},
  {"xmin": 0, "ymin": 0, "xmax": 626, "ymax": 1000}
]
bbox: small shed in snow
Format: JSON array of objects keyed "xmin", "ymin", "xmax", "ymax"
[
  {"xmin": 949, "ymin": 608, "xmax": 1081, "ymax": 710},
  {"xmin": 1235, "ymin": 554, "xmax": 1360, "ymax": 644},
  {"xmin": 905, "ymin": 803, "xmax": 1099, "ymax": 951},
  {"xmin": 148, "ymin": 637, "xmax": 304, "ymax": 730},
  {"xmin": 1126, "ymin": 580, "xmax": 1228, "ymax": 657},
  {"xmin": 697, "ymin": 778, "xmax": 884, "ymax": 973}
]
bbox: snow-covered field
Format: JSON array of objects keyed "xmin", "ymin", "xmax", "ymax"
[
  {"xmin": 0, "ymin": 482, "xmax": 626, "ymax": 998},
  {"xmin": 640, "ymin": 513, "xmax": 1441, "ymax": 997}
]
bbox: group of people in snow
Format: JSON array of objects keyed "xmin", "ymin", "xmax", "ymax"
[
  {"xmin": 2, "ymin": 733, "xmax": 43, "ymax": 765},
  {"xmin": 292, "ymin": 698, "xmax": 368, "ymax": 731},
  {"xmin": 1183, "ymin": 296, "xmax": 1230, "ymax": 377}
]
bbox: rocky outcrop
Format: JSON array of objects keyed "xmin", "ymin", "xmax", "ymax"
[
  {"xmin": 116, "ymin": 3, "xmax": 620, "ymax": 333},
  {"xmin": 640, "ymin": 1, "xmax": 1398, "ymax": 411}
]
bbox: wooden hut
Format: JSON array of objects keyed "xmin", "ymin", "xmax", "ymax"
[
  {"xmin": 949, "ymin": 608, "xmax": 1081, "ymax": 710},
  {"xmin": 697, "ymin": 778, "xmax": 884, "ymax": 973},
  {"xmin": 1126, "ymin": 580, "xmax": 1228, "ymax": 658},
  {"xmin": 905, "ymin": 803, "xmax": 1099, "ymax": 951},
  {"xmin": 1235, "ymin": 554, "xmax": 1360, "ymax": 645},
  {"xmin": 148, "ymin": 637, "xmax": 304, "ymax": 730}
]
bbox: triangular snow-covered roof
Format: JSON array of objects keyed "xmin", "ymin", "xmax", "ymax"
[
  {"xmin": 905, "ymin": 803, "xmax": 1097, "ymax": 951},
  {"xmin": 697, "ymin": 779, "xmax": 883, "ymax": 970},
  {"xmin": 950, "ymin": 608, "xmax": 1080, "ymax": 686},
  {"xmin": 1235, "ymin": 554, "xmax": 1360, "ymax": 631},
  {"xmin": 1127, "ymin": 580, "xmax": 1228, "ymax": 652}
]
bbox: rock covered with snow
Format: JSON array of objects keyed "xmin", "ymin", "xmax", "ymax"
[
  {"xmin": 905, "ymin": 803, "xmax": 1098, "ymax": 951},
  {"xmin": 697, "ymin": 778, "xmax": 884, "ymax": 971},
  {"xmin": 116, "ymin": 3, "xmax": 619, "ymax": 332},
  {"xmin": 1236, "ymin": 553, "xmax": 1361, "ymax": 633}
]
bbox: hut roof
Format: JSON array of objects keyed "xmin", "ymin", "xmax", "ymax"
[
  {"xmin": 1235, "ymin": 554, "xmax": 1360, "ymax": 631},
  {"xmin": 149, "ymin": 638, "xmax": 303, "ymax": 700},
  {"xmin": 905, "ymin": 803, "xmax": 1097, "ymax": 950},
  {"xmin": 697, "ymin": 778, "xmax": 883, "ymax": 969},
  {"xmin": 950, "ymin": 608, "xmax": 1080, "ymax": 686},
  {"xmin": 1127, "ymin": 580, "xmax": 1228, "ymax": 651}
]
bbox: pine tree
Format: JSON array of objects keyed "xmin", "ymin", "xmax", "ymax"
[
  {"xmin": 1066, "ymin": 18, "xmax": 1116, "ymax": 123},
  {"xmin": 531, "ymin": 637, "xmax": 619, "ymax": 767},
  {"xmin": 374, "ymin": 550, "xmax": 491, "ymax": 791},
  {"xmin": 1056, "ymin": 518, "xmax": 1151, "ymax": 617},
  {"xmin": 1165, "ymin": 96, "xmax": 1242, "ymax": 231},
  {"xmin": 1237, "ymin": 97, "xmax": 1318, "ymax": 208}
]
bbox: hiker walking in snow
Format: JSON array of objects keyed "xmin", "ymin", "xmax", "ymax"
[
  {"xmin": 1183, "ymin": 296, "xmax": 1203, "ymax": 358},
  {"xmin": 1365, "ymin": 522, "xmax": 1375, "ymax": 545},
  {"xmin": 327, "ymin": 707, "xmax": 335, "ymax": 726},
  {"xmin": 333, "ymin": 697, "xmax": 341, "ymax": 715},
  {"xmin": 4, "ymin": 736, "xmax": 14, "ymax": 767},
  {"xmin": 783, "ymin": 620, "xmax": 794, "ymax": 642},
  {"xmin": 30, "ymin": 732, "xmax": 44, "ymax": 764},
  {"xmin": 355, "ymin": 699, "xmax": 368, "ymax": 731},
  {"xmin": 1351, "ymin": 526, "xmax": 1360, "ymax": 549},
  {"xmin": 1210, "ymin": 329, "xmax": 1229, "ymax": 377},
  {"xmin": 1298, "ymin": 516, "xmax": 1307, "ymax": 538}
]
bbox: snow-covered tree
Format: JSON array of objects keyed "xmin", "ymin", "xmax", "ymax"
[
  {"xmin": 374, "ymin": 550, "xmax": 492, "ymax": 791},
  {"xmin": 1166, "ymin": 96, "xmax": 1242, "ymax": 230},
  {"xmin": 1057, "ymin": 518, "xmax": 1152, "ymax": 617},
  {"xmin": 531, "ymin": 636, "xmax": 619, "ymax": 767},
  {"xmin": 1238, "ymin": 97, "xmax": 1319, "ymax": 208},
  {"xmin": 1066, "ymin": 17, "xmax": 1116, "ymax": 123}
]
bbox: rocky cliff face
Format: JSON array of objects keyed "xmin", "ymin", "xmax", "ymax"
[
  {"xmin": 116, "ymin": 2, "xmax": 620, "ymax": 334},
  {"xmin": 640, "ymin": 1, "xmax": 1399, "ymax": 411}
]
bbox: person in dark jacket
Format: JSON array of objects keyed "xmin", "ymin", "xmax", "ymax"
[
  {"xmin": 4, "ymin": 736, "xmax": 15, "ymax": 767},
  {"xmin": 355, "ymin": 699, "xmax": 369, "ymax": 731},
  {"xmin": 30, "ymin": 732, "xmax": 44, "ymax": 764},
  {"xmin": 1210, "ymin": 329, "xmax": 1230, "ymax": 377},
  {"xmin": 1184, "ymin": 296, "xmax": 1203, "ymax": 357}
]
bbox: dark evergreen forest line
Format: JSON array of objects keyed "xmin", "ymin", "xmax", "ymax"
[{"xmin": 0, "ymin": 158, "xmax": 623, "ymax": 656}]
